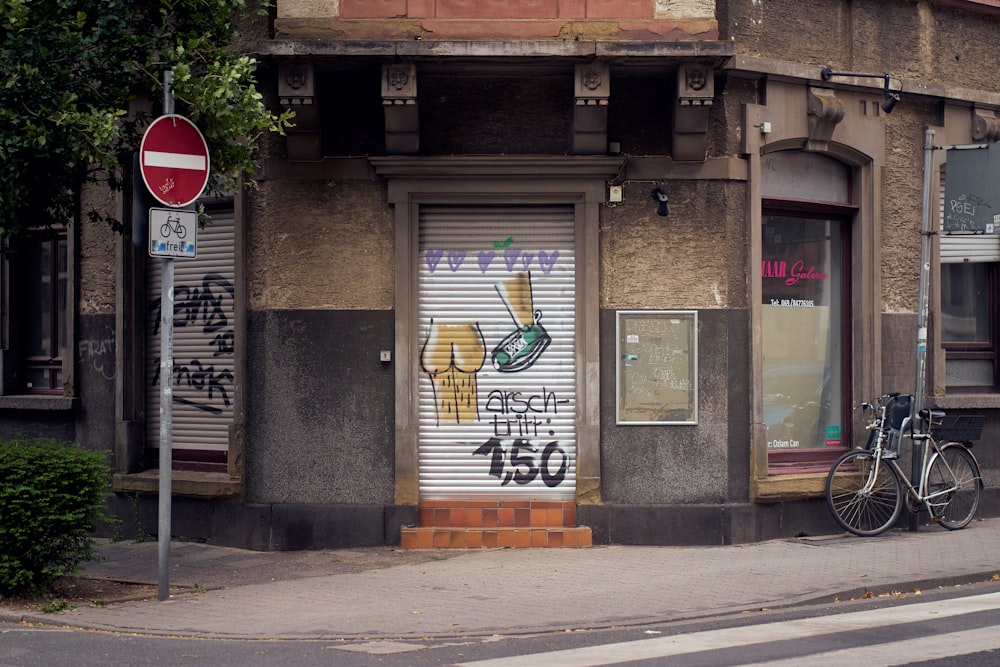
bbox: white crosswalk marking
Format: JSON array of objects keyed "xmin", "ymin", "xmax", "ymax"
[
  {"xmin": 739, "ymin": 627, "xmax": 1000, "ymax": 666},
  {"xmin": 455, "ymin": 591, "xmax": 1000, "ymax": 667}
]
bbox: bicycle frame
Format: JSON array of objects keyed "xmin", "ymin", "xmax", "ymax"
[{"xmin": 877, "ymin": 414, "xmax": 979, "ymax": 515}]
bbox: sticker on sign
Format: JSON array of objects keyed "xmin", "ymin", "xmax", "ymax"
[
  {"xmin": 140, "ymin": 115, "xmax": 210, "ymax": 208},
  {"xmin": 149, "ymin": 208, "xmax": 197, "ymax": 258}
]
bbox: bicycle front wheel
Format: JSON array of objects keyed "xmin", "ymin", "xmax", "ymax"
[
  {"xmin": 926, "ymin": 444, "xmax": 982, "ymax": 530},
  {"xmin": 826, "ymin": 450, "xmax": 904, "ymax": 536}
]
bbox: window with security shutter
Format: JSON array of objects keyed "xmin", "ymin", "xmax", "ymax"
[
  {"xmin": 145, "ymin": 210, "xmax": 236, "ymax": 471},
  {"xmin": 939, "ymin": 169, "xmax": 1000, "ymax": 392}
]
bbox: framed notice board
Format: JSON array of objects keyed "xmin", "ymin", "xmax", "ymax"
[{"xmin": 616, "ymin": 310, "xmax": 698, "ymax": 425}]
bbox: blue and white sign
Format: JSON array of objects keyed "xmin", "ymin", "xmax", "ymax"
[{"xmin": 149, "ymin": 207, "xmax": 197, "ymax": 258}]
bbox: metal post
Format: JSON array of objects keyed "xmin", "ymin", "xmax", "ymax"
[
  {"xmin": 158, "ymin": 69, "xmax": 175, "ymax": 601},
  {"xmin": 910, "ymin": 128, "xmax": 935, "ymax": 532}
]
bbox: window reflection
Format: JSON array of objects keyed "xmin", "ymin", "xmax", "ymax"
[
  {"xmin": 762, "ymin": 216, "xmax": 843, "ymax": 450},
  {"xmin": 25, "ymin": 232, "xmax": 67, "ymax": 393}
]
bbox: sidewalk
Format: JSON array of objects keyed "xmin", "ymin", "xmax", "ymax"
[{"xmin": 5, "ymin": 519, "xmax": 1000, "ymax": 640}]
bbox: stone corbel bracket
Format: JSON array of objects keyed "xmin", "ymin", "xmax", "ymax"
[
  {"xmin": 806, "ymin": 86, "xmax": 844, "ymax": 151},
  {"xmin": 673, "ymin": 63, "xmax": 714, "ymax": 161},
  {"xmin": 574, "ymin": 62, "xmax": 609, "ymax": 155},
  {"xmin": 383, "ymin": 63, "xmax": 419, "ymax": 154},
  {"xmin": 973, "ymin": 108, "xmax": 1000, "ymax": 143},
  {"xmin": 279, "ymin": 62, "xmax": 322, "ymax": 161}
]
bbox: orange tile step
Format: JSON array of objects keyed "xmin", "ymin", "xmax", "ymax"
[
  {"xmin": 400, "ymin": 526, "xmax": 592, "ymax": 549},
  {"xmin": 417, "ymin": 500, "xmax": 578, "ymax": 529}
]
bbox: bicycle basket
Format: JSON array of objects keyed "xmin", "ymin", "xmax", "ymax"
[{"xmin": 931, "ymin": 415, "xmax": 985, "ymax": 442}]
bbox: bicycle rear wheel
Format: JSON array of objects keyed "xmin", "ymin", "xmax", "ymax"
[
  {"xmin": 826, "ymin": 449, "xmax": 904, "ymax": 536},
  {"xmin": 926, "ymin": 444, "xmax": 982, "ymax": 530}
]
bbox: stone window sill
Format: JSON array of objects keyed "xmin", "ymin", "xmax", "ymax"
[
  {"xmin": 751, "ymin": 473, "xmax": 826, "ymax": 503},
  {"xmin": 0, "ymin": 395, "xmax": 78, "ymax": 411},
  {"xmin": 113, "ymin": 470, "xmax": 243, "ymax": 499},
  {"xmin": 933, "ymin": 393, "xmax": 1000, "ymax": 410}
]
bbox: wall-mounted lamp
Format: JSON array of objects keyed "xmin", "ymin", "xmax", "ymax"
[
  {"xmin": 881, "ymin": 88, "xmax": 900, "ymax": 114},
  {"xmin": 651, "ymin": 188, "xmax": 670, "ymax": 217},
  {"xmin": 820, "ymin": 67, "xmax": 899, "ymax": 114}
]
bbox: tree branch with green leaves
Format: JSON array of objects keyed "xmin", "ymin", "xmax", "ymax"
[{"xmin": 0, "ymin": 0, "xmax": 292, "ymax": 240}]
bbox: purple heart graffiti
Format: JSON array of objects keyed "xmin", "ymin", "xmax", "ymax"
[
  {"xmin": 447, "ymin": 250, "xmax": 466, "ymax": 272},
  {"xmin": 503, "ymin": 247, "xmax": 521, "ymax": 271},
  {"xmin": 538, "ymin": 249, "xmax": 559, "ymax": 274},
  {"xmin": 478, "ymin": 250, "xmax": 496, "ymax": 273},
  {"xmin": 426, "ymin": 249, "xmax": 443, "ymax": 273},
  {"xmin": 520, "ymin": 252, "xmax": 535, "ymax": 271}
]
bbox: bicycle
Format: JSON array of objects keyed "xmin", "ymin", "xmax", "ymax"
[
  {"xmin": 160, "ymin": 215, "xmax": 188, "ymax": 239},
  {"xmin": 825, "ymin": 393, "xmax": 984, "ymax": 537}
]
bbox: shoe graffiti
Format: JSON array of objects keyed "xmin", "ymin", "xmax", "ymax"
[{"xmin": 491, "ymin": 271, "xmax": 551, "ymax": 373}]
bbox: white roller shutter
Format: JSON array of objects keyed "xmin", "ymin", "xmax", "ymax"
[
  {"xmin": 146, "ymin": 211, "xmax": 236, "ymax": 453},
  {"xmin": 418, "ymin": 206, "xmax": 577, "ymax": 500},
  {"xmin": 940, "ymin": 235, "xmax": 1000, "ymax": 263},
  {"xmin": 940, "ymin": 167, "xmax": 1000, "ymax": 263}
]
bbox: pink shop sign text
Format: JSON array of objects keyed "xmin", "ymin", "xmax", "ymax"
[{"xmin": 761, "ymin": 259, "xmax": 829, "ymax": 286}]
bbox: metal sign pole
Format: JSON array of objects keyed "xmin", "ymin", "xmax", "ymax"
[
  {"xmin": 910, "ymin": 128, "xmax": 935, "ymax": 532},
  {"xmin": 158, "ymin": 69, "xmax": 175, "ymax": 601}
]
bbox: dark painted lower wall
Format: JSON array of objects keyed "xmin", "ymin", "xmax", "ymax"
[
  {"xmin": 72, "ymin": 307, "xmax": 1000, "ymax": 549},
  {"xmin": 579, "ymin": 499, "xmax": 842, "ymax": 546},
  {"xmin": 106, "ymin": 484, "xmax": 1000, "ymax": 550},
  {"xmin": 75, "ymin": 314, "xmax": 118, "ymax": 455},
  {"xmin": 244, "ymin": 309, "xmax": 396, "ymax": 506},
  {"xmin": 104, "ymin": 494, "xmax": 419, "ymax": 550},
  {"xmin": 598, "ymin": 308, "xmax": 751, "ymax": 506},
  {"xmin": 0, "ymin": 407, "xmax": 75, "ymax": 442}
]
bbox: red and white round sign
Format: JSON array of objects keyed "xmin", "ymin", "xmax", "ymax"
[{"xmin": 139, "ymin": 115, "xmax": 210, "ymax": 208}]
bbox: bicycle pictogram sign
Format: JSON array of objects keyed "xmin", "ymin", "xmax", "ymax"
[
  {"xmin": 149, "ymin": 207, "xmax": 197, "ymax": 258},
  {"xmin": 160, "ymin": 214, "xmax": 188, "ymax": 239}
]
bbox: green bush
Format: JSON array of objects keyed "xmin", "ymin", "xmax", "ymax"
[{"xmin": 0, "ymin": 436, "xmax": 110, "ymax": 596}]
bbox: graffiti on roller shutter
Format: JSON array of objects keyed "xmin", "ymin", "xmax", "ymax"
[
  {"xmin": 421, "ymin": 238, "xmax": 571, "ymax": 488},
  {"xmin": 421, "ymin": 320, "xmax": 486, "ymax": 425},
  {"xmin": 149, "ymin": 273, "xmax": 235, "ymax": 414}
]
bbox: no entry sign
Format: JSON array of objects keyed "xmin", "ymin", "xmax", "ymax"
[{"xmin": 140, "ymin": 114, "xmax": 210, "ymax": 207}]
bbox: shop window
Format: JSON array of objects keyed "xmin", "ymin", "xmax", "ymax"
[
  {"xmin": 2, "ymin": 229, "xmax": 69, "ymax": 395},
  {"xmin": 762, "ymin": 213, "xmax": 851, "ymax": 471},
  {"xmin": 941, "ymin": 262, "xmax": 999, "ymax": 392},
  {"xmin": 759, "ymin": 151, "xmax": 856, "ymax": 474}
]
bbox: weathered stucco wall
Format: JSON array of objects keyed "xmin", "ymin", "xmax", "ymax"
[
  {"xmin": 722, "ymin": 0, "xmax": 1000, "ymax": 91},
  {"xmin": 600, "ymin": 179, "xmax": 746, "ymax": 310},
  {"xmin": 77, "ymin": 184, "xmax": 118, "ymax": 315},
  {"xmin": 247, "ymin": 179, "xmax": 394, "ymax": 311},
  {"xmin": 880, "ymin": 98, "xmax": 939, "ymax": 314}
]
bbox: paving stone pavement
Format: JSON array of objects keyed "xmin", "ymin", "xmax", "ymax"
[{"xmin": 4, "ymin": 519, "xmax": 1000, "ymax": 639}]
